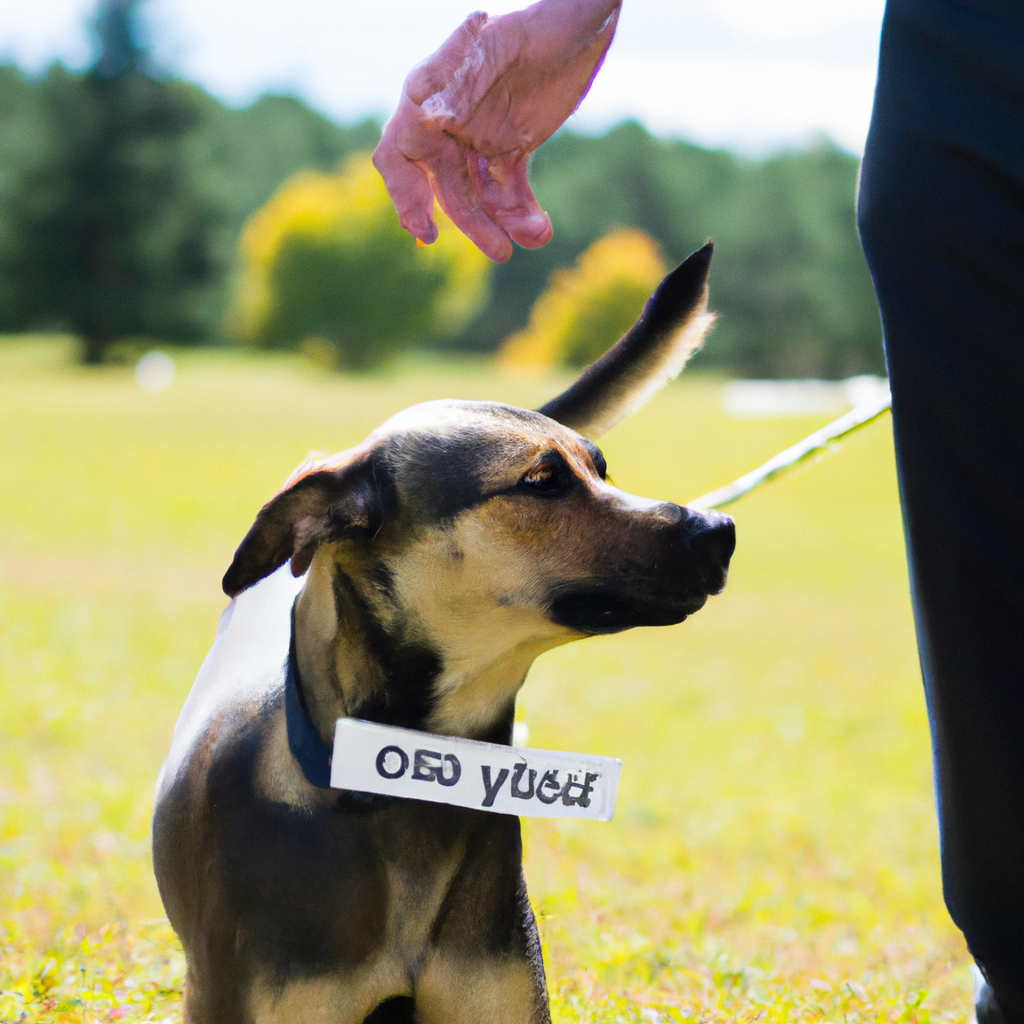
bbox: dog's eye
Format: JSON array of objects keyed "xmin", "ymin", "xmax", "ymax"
[
  {"xmin": 523, "ymin": 465, "xmax": 557, "ymax": 488},
  {"xmin": 520, "ymin": 463, "xmax": 571, "ymax": 495}
]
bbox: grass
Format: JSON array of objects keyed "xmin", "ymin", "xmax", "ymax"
[{"xmin": 0, "ymin": 337, "xmax": 969, "ymax": 1023}]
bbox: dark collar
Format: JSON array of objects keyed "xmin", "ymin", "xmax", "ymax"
[
  {"xmin": 284, "ymin": 634, "xmax": 333, "ymax": 789},
  {"xmin": 284, "ymin": 653, "xmax": 394, "ymax": 811},
  {"xmin": 282, "ymin": 607, "xmax": 399, "ymax": 807}
]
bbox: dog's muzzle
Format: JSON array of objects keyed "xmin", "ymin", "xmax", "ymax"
[{"xmin": 549, "ymin": 505, "xmax": 735, "ymax": 635}]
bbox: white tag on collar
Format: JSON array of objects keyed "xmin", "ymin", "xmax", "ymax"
[{"xmin": 331, "ymin": 718, "xmax": 621, "ymax": 820}]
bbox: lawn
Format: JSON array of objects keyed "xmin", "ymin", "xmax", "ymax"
[{"xmin": 0, "ymin": 337, "xmax": 968, "ymax": 1023}]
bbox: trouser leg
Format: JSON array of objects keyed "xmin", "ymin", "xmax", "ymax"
[{"xmin": 858, "ymin": 0, "xmax": 1024, "ymax": 1018}]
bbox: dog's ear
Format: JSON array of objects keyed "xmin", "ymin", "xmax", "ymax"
[
  {"xmin": 222, "ymin": 454, "xmax": 386, "ymax": 598},
  {"xmin": 538, "ymin": 242, "xmax": 715, "ymax": 439}
]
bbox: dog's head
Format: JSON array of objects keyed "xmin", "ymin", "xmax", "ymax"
[{"xmin": 222, "ymin": 243, "xmax": 734, "ymax": 738}]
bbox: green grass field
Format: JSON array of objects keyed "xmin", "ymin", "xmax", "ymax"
[{"xmin": 0, "ymin": 338, "xmax": 969, "ymax": 1023}]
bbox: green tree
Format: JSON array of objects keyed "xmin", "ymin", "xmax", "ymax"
[
  {"xmin": 0, "ymin": 54, "xmax": 881, "ymax": 378},
  {"xmin": 501, "ymin": 228, "xmax": 667, "ymax": 369},
  {"xmin": 456, "ymin": 122, "xmax": 883, "ymax": 379},
  {"xmin": 230, "ymin": 152, "xmax": 491, "ymax": 370},
  {"xmin": 0, "ymin": 66, "xmax": 48, "ymax": 327},
  {"xmin": 1, "ymin": 0, "xmax": 222, "ymax": 362}
]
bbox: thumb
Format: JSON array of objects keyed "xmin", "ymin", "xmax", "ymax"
[{"xmin": 470, "ymin": 152, "xmax": 553, "ymax": 249}]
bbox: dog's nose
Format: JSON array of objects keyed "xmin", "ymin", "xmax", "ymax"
[{"xmin": 682, "ymin": 508, "xmax": 736, "ymax": 572}]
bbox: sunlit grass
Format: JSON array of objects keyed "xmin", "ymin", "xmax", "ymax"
[{"xmin": 0, "ymin": 338, "xmax": 968, "ymax": 1022}]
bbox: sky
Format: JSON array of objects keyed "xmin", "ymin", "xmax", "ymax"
[{"xmin": 0, "ymin": 0, "xmax": 888, "ymax": 155}]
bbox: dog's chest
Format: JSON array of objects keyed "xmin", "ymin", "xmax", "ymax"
[
  {"xmin": 242, "ymin": 852, "xmax": 468, "ymax": 1020},
  {"xmin": 255, "ymin": 708, "xmax": 473, "ymax": 945},
  {"xmin": 381, "ymin": 838, "xmax": 467, "ymax": 951}
]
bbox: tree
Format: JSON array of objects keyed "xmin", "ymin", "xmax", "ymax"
[
  {"xmin": 0, "ymin": 66, "xmax": 47, "ymax": 328},
  {"xmin": 229, "ymin": 152, "xmax": 491, "ymax": 370},
  {"xmin": 1, "ymin": 0, "xmax": 222, "ymax": 362},
  {"xmin": 459, "ymin": 122, "xmax": 883, "ymax": 379},
  {"xmin": 500, "ymin": 228, "xmax": 666, "ymax": 369},
  {"xmin": 0, "ymin": 52, "xmax": 882, "ymax": 377}
]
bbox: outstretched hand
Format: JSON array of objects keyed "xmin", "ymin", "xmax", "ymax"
[{"xmin": 373, "ymin": 0, "xmax": 620, "ymax": 263}]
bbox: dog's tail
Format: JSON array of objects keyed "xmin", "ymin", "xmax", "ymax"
[{"xmin": 538, "ymin": 242, "xmax": 714, "ymax": 439}]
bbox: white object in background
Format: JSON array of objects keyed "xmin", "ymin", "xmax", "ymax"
[
  {"xmin": 691, "ymin": 383, "xmax": 892, "ymax": 511},
  {"xmin": 156, "ymin": 564, "xmax": 306, "ymax": 799},
  {"xmin": 722, "ymin": 375, "xmax": 889, "ymax": 418},
  {"xmin": 331, "ymin": 718, "xmax": 621, "ymax": 821},
  {"xmin": 842, "ymin": 374, "xmax": 890, "ymax": 408},
  {"xmin": 135, "ymin": 350, "xmax": 176, "ymax": 392}
]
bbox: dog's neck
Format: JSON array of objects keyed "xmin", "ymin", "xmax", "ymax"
[{"xmin": 292, "ymin": 554, "xmax": 558, "ymax": 745}]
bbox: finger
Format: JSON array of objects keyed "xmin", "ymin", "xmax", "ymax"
[
  {"xmin": 430, "ymin": 140, "xmax": 514, "ymax": 263},
  {"xmin": 373, "ymin": 120, "xmax": 438, "ymax": 243},
  {"xmin": 405, "ymin": 10, "xmax": 489, "ymax": 105},
  {"xmin": 470, "ymin": 153, "xmax": 552, "ymax": 250}
]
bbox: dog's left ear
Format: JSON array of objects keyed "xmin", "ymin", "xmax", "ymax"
[
  {"xmin": 222, "ymin": 454, "xmax": 385, "ymax": 598},
  {"xmin": 539, "ymin": 242, "xmax": 715, "ymax": 439}
]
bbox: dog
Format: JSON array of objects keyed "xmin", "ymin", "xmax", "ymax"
[{"xmin": 153, "ymin": 242, "xmax": 734, "ymax": 1024}]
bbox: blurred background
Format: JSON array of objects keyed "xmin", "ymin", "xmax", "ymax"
[{"xmin": 0, "ymin": 0, "xmax": 888, "ymax": 376}]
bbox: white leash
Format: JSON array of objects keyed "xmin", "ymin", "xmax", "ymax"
[{"xmin": 688, "ymin": 389, "xmax": 893, "ymax": 512}]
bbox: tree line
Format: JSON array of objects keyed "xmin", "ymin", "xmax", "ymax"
[
  {"xmin": 0, "ymin": 0, "xmax": 377, "ymax": 363},
  {"xmin": 0, "ymin": 2, "xmax": 882, "ymax": 377}
]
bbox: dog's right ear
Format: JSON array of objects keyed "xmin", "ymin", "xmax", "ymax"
[
  {"xmin": 538, "ymin": 242, "xmax": 715, "ymax": 439},
  {"xmin": 222, "ymin": 453, "xmax": 386, "ymax": 598}
]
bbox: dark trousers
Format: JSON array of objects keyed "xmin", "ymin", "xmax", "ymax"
[{"xmin": 858, "ymin": 0, "xmax": 1024, "ymax": 1016}]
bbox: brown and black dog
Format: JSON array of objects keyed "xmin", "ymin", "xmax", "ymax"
[{"xmin": 153, "ymin": 243, "xmax": 734, "ymax": 1024}]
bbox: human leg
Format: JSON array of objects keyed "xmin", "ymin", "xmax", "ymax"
[{"xmin": 858, "ymin": 0, "xmax": 1024, "ymax": 1018}]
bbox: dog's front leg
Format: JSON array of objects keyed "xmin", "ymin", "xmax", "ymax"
[
  {"xmin": 414, "ymin": 949, "xmax": 550, "ymax": 1024},
  {"xmin": 412, "ymin": 820, "xmax": 550, "ymax": 1024}
]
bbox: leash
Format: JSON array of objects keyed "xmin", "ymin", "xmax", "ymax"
[{"xmin": 688, "ymin": 389, "xmax": 892, "ymax": 511}]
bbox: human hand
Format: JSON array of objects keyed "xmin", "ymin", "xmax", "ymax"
[{"xmin": 373, "ymin": 0, "xmax": 620, "ymax": 263}]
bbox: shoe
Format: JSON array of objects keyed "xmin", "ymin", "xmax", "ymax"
[{"xmin": 974, "ymin": 964, "xmax": 1008, "ymax": 1024}]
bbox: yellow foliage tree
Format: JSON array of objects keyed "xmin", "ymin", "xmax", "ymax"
[
  {"xmin": 228, "ymin": 152, "xmax": 491, "ymax": 369},
  {"xmin": 500, "ymin": 228, "xmax": 667, "ymax": 370}
]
